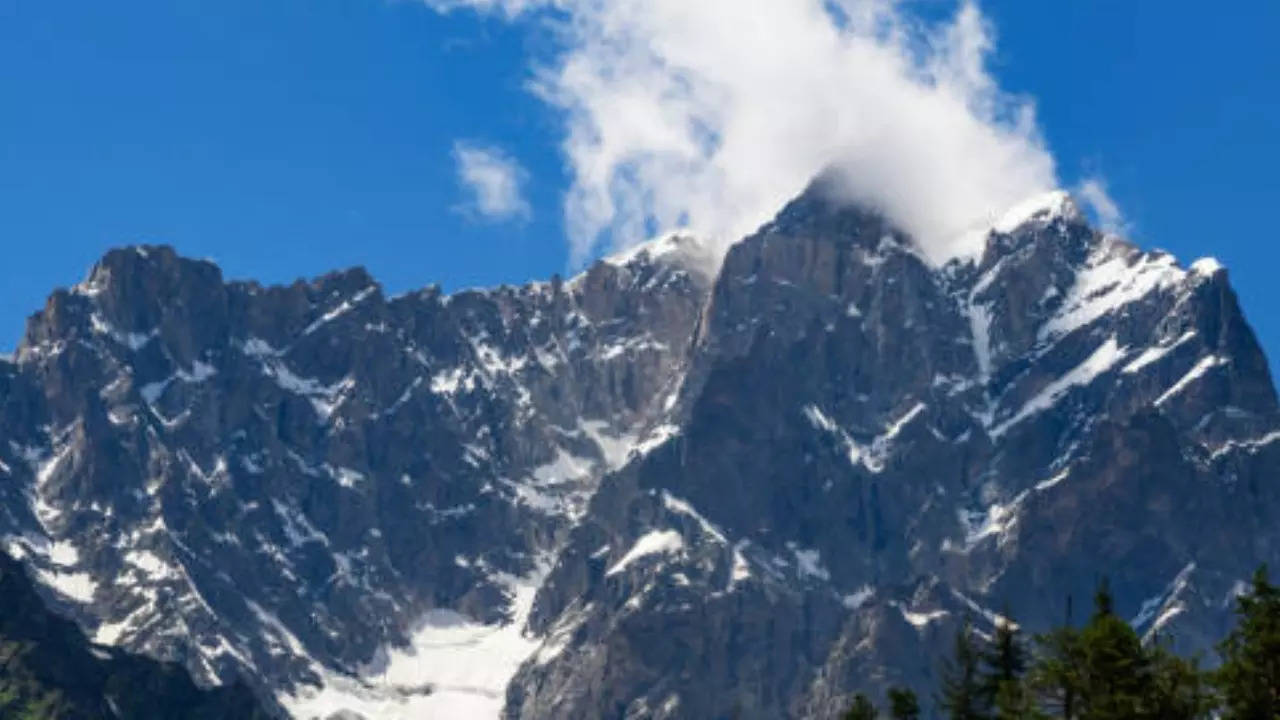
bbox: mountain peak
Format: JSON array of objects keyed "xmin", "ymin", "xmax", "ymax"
[
  {"xmin": 758, "ymin": 177, "xmax": 1088, "ymax": 269},
  {"xmin": 1190, "ymin": 256, "xmax": 1226, "ymax": 278},
  {"xmin": 600, "ymin": 232, "xmax": 718, "ymax": 277},
  {"xmin": 990, "ymin": 189, "xmax": 1081, "ymax": 234},
  {"xmin": 76, "ymin": 245, "xmax": 220, "ymax": 297}
]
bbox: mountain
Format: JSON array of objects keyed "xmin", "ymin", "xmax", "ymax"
[
  {"xmin": 1, "ymin": 179, "xmax": 1277, "ymax": 719},
  {"xmin": 0, "ymin": 232, "xmax": 712, "ymax": 718},
  {"xmin": 0, "ymin": 549, "xmax": 268, "ymax": 718}
]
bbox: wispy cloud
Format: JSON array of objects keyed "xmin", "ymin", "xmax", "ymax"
[
  {"xmin": 1076, "ymin": 177, "xmax": 1127, "ymax": 236},
  {"xmin": 453, "ymin": 141, "xmax": 531, "ymax": 222},
  {"xmin": 428, "ymin": 1, "xmax": 1064, "ymax": 266}
]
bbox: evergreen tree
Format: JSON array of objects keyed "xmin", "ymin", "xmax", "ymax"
[
  {"xmin": 844, "ymin": 692, "xmax": 879, "ymax": 720},
  {"xmin": 939, "ymin": 617, "xmax": 988, "ymax": 720},
  {"xmin": 1075, "ymin": 580, "xmax": 1150, "ymax": 719},
  {"xmin": 887, "ymin": 686, "xmax": 920, "ymax": 720},
  {"xmin": 1145, "ymin": 641, "xmax": 1214, "ymax": 720},
  {"xmin": 992, "ymin": 677, "xmax": 1042, "ymax": 720},
  {"xmin": 982, "ymin": 615, "xmax": 1028, "ymax": 713},
  {"xmin": 1025, "ymin": 582, "xmax": 1218, "ymax": 719},
  {"xmin": 1215, "ymin": 566, "xmax": 1280, "ymax": 719},
  {"xmin": 1030, "ymin": 598, "xmax": 1083, "ymax": 719}
]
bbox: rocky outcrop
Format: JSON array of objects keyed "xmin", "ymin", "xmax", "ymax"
[{"xmin": 0, "ymin": 550, "xmax": 270, "ymax": 719}]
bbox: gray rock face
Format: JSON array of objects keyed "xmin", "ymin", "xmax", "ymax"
[
  {"xmin": 0, "ymin": 236, "xmax": 711, "ymax": 715},
  {"xmin": 1, "ymin": 180, "xmax": 1278, "ymax": 719},
  {"xmin": 507, "ymin": 185, "xmax": 1280, "ymax": 719}
]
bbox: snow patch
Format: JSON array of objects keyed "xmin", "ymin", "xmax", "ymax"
[
  {"xmin": 1041, "ymin": 246, "xmax": 1184, "ymax": 340},
  {"xmin": 606, "ymin": 530, "xmax": 685, "ymax": 576},
  {"xmin": 789, "ymin": 546, "xmax": 831, "ymax": 581},
  {"xmin": 729, "ymin": 541, "xmax": 752, "ymax": 589},
  {"xmin": 991, "ymin": 190, "xmax": 1076, "ymax": 234},
  {"xmin": 958, "ymin": 488, "xmax": 1033, "ymax": 551},
  {"xmin": 1211, "ymin": 430, "xmax": 1280, "ymax": 459},
  {"xmin": 333, "ymin": 467, "xmax": 366, "ymax": 489},
  {"xmin": 661, "ymin": 492, "xmax": 727, "ymax": 544},
  {"xmin": 273, "ymin": 500, "xmax": 330, "ymax": 548},
  {"xmin": 241, "ymin": 337, "xmax": 280, "ymax": 358},
  {"xmin": 1189, "ymin": 257, "xmax": 1224, "ymax": 277},
  {"xmin": 600, "ymin": 232, "xmax": 712, "ymax": 276},
  {"xmin": 803, "ymin": 402, "xmax": 926, "ymax": 472},
  {"xmin": 281, "ymin": 562, "xmax": 551, "ymax": 720},
  {"xmin": 374, "ymin": 376, "xmax": 423, "ymax": 419},
  {"xmin": 34, "ymin": 566, "xmax": 98, "ymax": 603},
  {"xmin": 138, "ymin": 360, "xmax": 218, "ymax": 404},
  {"xmin": 633, "ymin": 424, "xmax": 679, "ymax": 457},
  {"xmin": 531, "ymin": 448, "xmax": 593, "ymax": 485},
  {"xmin": 1154, "ymin": 355, "xmax": 1228, "ymax": 407},
  {"xmin": 303, "ymin": 285, "xmax": 378, "ymax": 336},
  {"xmin": 1123, "ymin": 331, "xmax": 1197, "ymax": 374},
  {"xmin": 842, "ymin": 586, "xmax": 875, "ymax": 610},
  {"xmin": 47, "ymin": 540, "xmax": 80, "ymax": 567},
  {"xmin": 991, "ymin": 336, "xmax": 1125, "ymax": 437},
  {"xmin": 1132, "ymin": 561, "xmax": 1196, "ymax": 637},
  {"xmin": 260, "ymin": 359, "xmax": 353, "ymax": 422},
  {"xmin": 1035, "ymin": 467, "xmax": 1071, "ymax": 492},
  {"xmin": 594, "ymin": 336, "xmax": 668, "ymax": 362},
  {"xmin": 578, "ymin": 420, "xmax": 635, "ymax": 470},
  {"xmin": 89, "ymin": 314, "xmax": 158, "ymax": 351},
  {"xmin": 123, "ymin": 549, "xmax": 175, "ymax": 581},
  {"xmin": 968, "ymin": 301, "xmax": 994, "ymax": 381},
  {"xmin": 430, "ymin": 367, "xmax": 477, "ymax": 395},
  {"xmin": 897, "ymin": 604, "xmax": 949, "ymax": 629}
]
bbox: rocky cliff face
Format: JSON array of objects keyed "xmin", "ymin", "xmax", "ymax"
[
  {"xmin": 1, "ymin": 180, "xmax": 1278, "ymax": 719},
  {"xmin": 0, "ymin": 550, "xmax": 268, "ymax": 718},
  {"xmin": 506, "ymin": 185, "xmax": 1280, "ymax": 719},
  {"xmin": 0, "ymin": 235, "xmax": 711, "ymax": 716}
]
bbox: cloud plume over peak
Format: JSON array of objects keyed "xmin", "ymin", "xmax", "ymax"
[{"xmin": 429, "ymin": 0, "xmax": 1061, "ymax": 266}]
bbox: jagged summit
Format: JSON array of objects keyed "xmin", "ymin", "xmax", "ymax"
[
  {"xmin": 0, "ymin": 179, "xmax": 1276, "ymax": 719},
  {"xmin": 601, "ymin": 232, "xmax": 714, "ymax": 272},
  {"xmin": 989, "ymin": 189, "xmax": 1081, "ymax": 234},
  {"xmin": 761, "ymin": 174, "xmax": 1100, "ymax": 272},
  {"xmin": 1, "ymin": 226, "xmax": 711, "ymax": 716}
]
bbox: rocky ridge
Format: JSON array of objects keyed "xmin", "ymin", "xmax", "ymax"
[{"xmin": 0, "ymin": 181, "xmax": 1277, "ymax": 719}]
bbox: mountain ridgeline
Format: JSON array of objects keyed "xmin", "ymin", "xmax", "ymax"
[{"xmin": 0, "ymin": 179, "xmax": 1277, "ymax": 719}]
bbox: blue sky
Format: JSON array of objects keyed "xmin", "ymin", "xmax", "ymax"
[{"xmin": 2, "ymin": 1, "xmax": 1278, "ymax": 374}]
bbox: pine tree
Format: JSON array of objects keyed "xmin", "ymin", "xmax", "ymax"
[
  {"xmin": 887, "ymin": 686, "xmax": 920, "ymax": 720},
  {"xmin": 1214, "ymin": 566, "xmax": 1280, "ymax": 719},
  {"xmin": 844, "ymin": 692, "xmax": 879, "ymax": 720},
  {"xmin": 992, "ymin": 678, "xmax": 1042, "ymax": 720},
  {"xmin": 1145, "ymin": 641, "xmax": 1214, "ymax": 720},
  {"xmin": 982, "ymin": 615, "xmax": 1028, "ymax": 714},
  {"xmin": 939, "ymin": 617, "xmax": 988, "ymax": 720},
  {"xmin": 1075, "ymin": 579, "xmax": 1150, "ymax": 719},
  {"xmin": 1030, "ymin": 597, "xmax": 1083, "ymax": 719}
]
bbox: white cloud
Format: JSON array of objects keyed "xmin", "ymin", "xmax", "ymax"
[
  {"xmin": 429, "ymin": 0, "xmax": 1064, "ymax": 266},
  {"xmin": 426, "ymin": 0, "xmax": 538, "ymax": 17},
  {"xmin": 453, "ymin": 141, "xmax": 532, "ymax": 222},
  {"xmin": 1076, "ymin": 177, "xmax": 1127, "ymax": 236}
]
